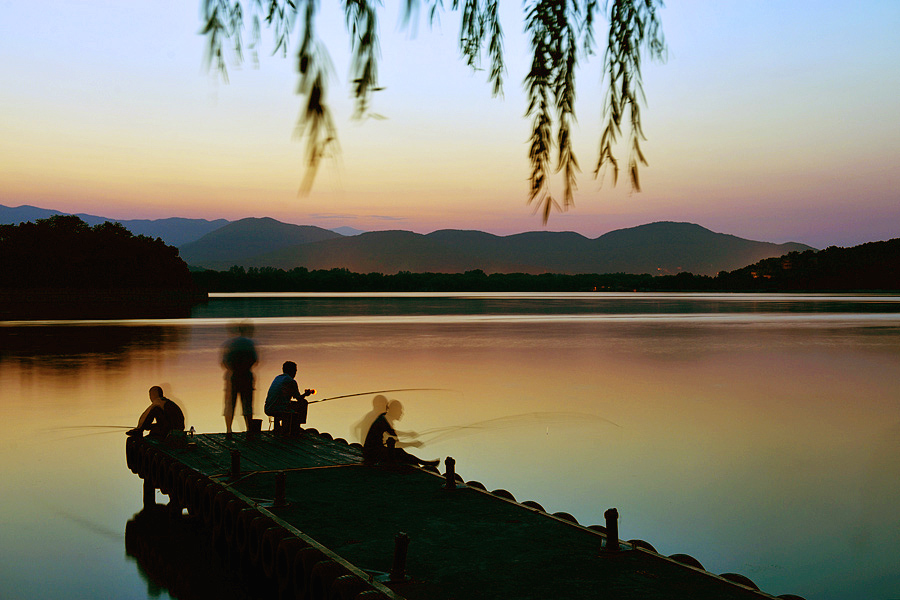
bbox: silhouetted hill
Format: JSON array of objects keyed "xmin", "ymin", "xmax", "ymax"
[
  {"xmin": 330, "ymin": 226, "xmax": 367, "ymax": 236},
  {"xmin": 234, "ymin": 222, "xmax": 812, "ymax": 276},
  {"xmin": 2, "ymin": 206, "xmax": 815, "ymax": 276},
  {"xmin": 589, "ymin": 222, "xmax": 812, "ymax": 275},
  {"xmin": 250, "ymin": 230, "xmax": 513, "ymax": 273},
  {"xmin": 178, "ymin": 217, "xmax": 343, "ymax": 268},
  {"xmin": 105, "ymin": 217, "xmax": 230, "ymax": 246},
  {"xmin": 717, "ymin": 238, "xmax": 900, "ymax": 290},
  {"xmin": 0, "ymin": 204, "xmax": 228, "ymax": 246},
  {"xmin": 0, "ymin": 204, "xmax": 66, "ymax": 223}
]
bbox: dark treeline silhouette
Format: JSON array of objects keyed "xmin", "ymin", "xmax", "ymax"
[
  {"xmin": 193, "ymin": 266, "xmax": 664, "ymax": 293},
  {"xmin": 193, "ymin": 238, "xmax": 900, "ymax": 293},
  {"xmin": 1, "ymin": 215, "xmax": 205, "ymax": 319},
  {"xmin": 716, "ymin": 239, "xmax": 900, "ymax": 291}
]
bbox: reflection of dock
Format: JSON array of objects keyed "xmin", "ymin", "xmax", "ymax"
[
  {"xmin": 125, "ymin": 430, "xmax": 797, "ymax": 600},
  {"xmin": 125, "ymin": 505, "xmax": 250, "ymax": 600}
]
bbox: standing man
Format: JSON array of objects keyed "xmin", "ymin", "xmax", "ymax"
[
  {"xmin": 222, "ymin": 321, "xmax": 258, "ymax": 437},
  {"xmin": 264, "ymin": 361, "xmax": 315, "ymax": 435}
]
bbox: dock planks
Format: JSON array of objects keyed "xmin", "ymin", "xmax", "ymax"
[{"xmin": 126, "ymin": 430, "xmax": 791, "ymax": 600}]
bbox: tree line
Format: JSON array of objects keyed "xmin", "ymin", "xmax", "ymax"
[
  {"xmin": 4, "ymin": 216, "xmax": 895, "ymax": 300},
  {"xmin": 1, "ymin": 216, "xmax": 203, "ymax": 318},
  {"xmin": 192, "ymin": 238, "xmax": 900, "ymax": 293}
]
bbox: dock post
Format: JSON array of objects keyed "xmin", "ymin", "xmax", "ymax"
[
  {"xmin": 274, "ymin": 471, "xmax": 286, "ymax": 507},
  {"xmin": 444, "ymin": 457, "xmax": 456, "ymax": 490},
  {"xmin": 390, "ymin": 532, "xmax": 410, "ymax": 582},
  {"xmin": 230, "ymin": 449, "xmax": 241, "ymax": 478},
  {"xmin": 604, "ymin": 508, "xmax": 619, "ymax": 553},
  {"xmin": 143, "ymin": 478, "xmax": 155, "ymax": 508}
]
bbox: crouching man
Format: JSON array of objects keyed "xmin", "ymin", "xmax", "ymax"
[
  {"xmin": 363, "ymin": 400, "xmax": 438, "ymax": 468},
  {"xmin": 127, "ymin": 386, "xmax": 185, "ymax": 438}
]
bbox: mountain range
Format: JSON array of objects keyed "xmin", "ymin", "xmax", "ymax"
[
  {"xmin": 2, "ymin": 204, "xmax": 814, "ymax": 276},
  {"xmin": 0, "ymin": 204, "xmax": 229, "ymax": 247}
]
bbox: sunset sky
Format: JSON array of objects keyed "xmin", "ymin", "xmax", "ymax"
[{"xmin": 1, "ymin": 1, "xmax": 898, "ymax": 249}]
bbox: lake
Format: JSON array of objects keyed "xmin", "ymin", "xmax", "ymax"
[{"xmin": 1, "ymin": 293, "xmax": 899, "ymax": 599}]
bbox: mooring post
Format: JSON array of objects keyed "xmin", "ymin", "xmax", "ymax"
[
  {"xmin": 604, "ymin": 508, "xmax": 619, "ymax": 553},
  {"xmin": 444, "ymin": 456, "xmax": 456, "ymax": 490},
  {"xmin": 274, "ymin": 471, "xmax": 286, "ymax": 507},
  {"xmin": 230, "ymin": 449, "xmax": 241, "ymax": 478},
  {"xmin": 143, "ymin": 478, "xmax": 155, "ymax": 508},
  {"xmin": 390, "ymin": 532, "xmax": 410, "ymax": 582}
]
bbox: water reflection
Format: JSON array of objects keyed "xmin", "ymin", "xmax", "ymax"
[
  {"xmin": 418, "ymin": 411, "xmax": 620, "ymax": 445},
  {"xmin": 0, "ymin": 324, "xmax": 185, "ymax": 369},
  {"xmin": 195, "ymin": 292, "xmax": 900, "ymax": 319},
  {"xmin": 125, "ymin": 504, "xmax": 263, "ymax": 600},
  {"xmin": 2, "ymin": 294, "xmax": 899, "ymax": 600}
]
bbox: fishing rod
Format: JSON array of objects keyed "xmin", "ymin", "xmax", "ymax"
[
  {"xmin": 415, "ymin": 411, "xmax": 621, "ymax": 445},
  {"xmin": 308, "ymin": 388, "xmax": 455, "ymax": 404},
  {"xmin": 50, "ymin": 425, "xmax": 133, "ymax": 430}
]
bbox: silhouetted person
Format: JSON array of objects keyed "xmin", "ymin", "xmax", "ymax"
[
  {"xmin": 353, "ymin": 394, "xmax": 389, "ymax": 443},
  {"xmin": 222, "ymin": 322, "xmax": 258, "ymax": 437},
  {"xmin": 363, "ymin": 400, "xmax": 437, "ymax": 467},
  {"xmin": 127, "ymin": 386, "xmax": 185, "ymax": 438},
  {"xmin": 264, "ymin": 361, "xmax": 315, "ymax": 435}
]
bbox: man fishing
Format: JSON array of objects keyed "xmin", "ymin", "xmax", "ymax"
[
  {"xmin": 363, "ymin": 400, "xmax": 438, "ymax": 468},
  {"xmin": 353, "ymin": 394, "xmax": 388, "ymax": 443},
  {"xmin": 126, "ymin": 386, "xmax": 185, "ymax": 438},
  {"xmin": 264, "ymin": 360, "xmax": 315, "ymax": 436}
]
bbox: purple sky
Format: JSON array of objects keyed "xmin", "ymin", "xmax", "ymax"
[{"xmin": 1, "ymin": 1, "xmax": 898, "ymax": 248}]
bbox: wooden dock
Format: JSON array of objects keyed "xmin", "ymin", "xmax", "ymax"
[{"xmin": 125, "ymin": 429, "xmax": 802, "ymax": 600}]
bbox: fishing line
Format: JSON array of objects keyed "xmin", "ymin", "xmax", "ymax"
[
  {"xmin": 308, "ymin": 388, "xmax": 456, "ymax": 404},
  {"xmin": 37, "ymin": 425, "xmax": 134, "ymax": 443},
  {"xmin": 46, "ymin": 425, "xmax": 133, "ymax": 431},
  {"xmin": 416, "ymin": 411, "xmax": 620, "ymax": 445},
  {"xmin": 46, "ymin": 430, "xmax": 134, "ymax": 442}
]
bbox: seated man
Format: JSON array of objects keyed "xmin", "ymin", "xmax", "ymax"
[
  {"xmin": 264, "ymin": 361, "xmax": 314, "ymax": 435},
  {"xmin": 363, "ymin": 400, "xmax": 438, "ymax": 467},
  {"xmin": 127, "ymin": 386, "xmax": 185, "ymax": 438}
]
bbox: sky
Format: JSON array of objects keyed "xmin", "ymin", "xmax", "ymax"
[{"xmin": 1, "ymin": 1, "xmax": 898, "ymax": 249}]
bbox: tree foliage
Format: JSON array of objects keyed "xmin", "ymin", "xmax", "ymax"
[
  {"xmin": 191, "ymin": 238, "xmax": 900, "ymax": 292},
  {"xmin": 192, "ymin": 264, "xmax": 665, "ymax": 292},
  {"xmin": 0, "ymin": 215, "xmax": 195, "ymax": 290},
  {"xmin": 200, "ymin": 0, "xmax": 666, "ymax": 222}
]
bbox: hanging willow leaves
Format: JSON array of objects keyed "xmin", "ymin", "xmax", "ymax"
[
  {"xmin": 596, "ymin": 0, "xmax": 666, "ymax": 192},
  {"xmin": 199, "ymin": 0, "xmax": 665, "ymax": 220}
]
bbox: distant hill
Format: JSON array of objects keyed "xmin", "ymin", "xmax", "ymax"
[
  {"xmin": 2, "ymin": 205, "xmax": 815, "ymax": 276},
  {"xmin": 232, "ymin": 222, "xmax": 813, "ymax": 276},
  {"xmin": 177, "ymin": 217, "xmax": 344, "ymax": 268},
  {"xmin": 0, "ymin": 204, "xmax": 370, "ymax": 245},
  {"xmin": 589, "ymin": 222, "xmax": 812, "ymax": 275},
  {"xmin": 717, "ymin": 238, "xmax": 900, "ymax": 290},
  {"xmin": 330, "ymin": 226, "xmax": 367, "ymax": 236},
  {"xmin": 0, "ymin": 204, "xmax": 228, "ymax": 246},
  {"xmin": 102, "ymin": 217, "xmax": 230, "ymax": 247}
]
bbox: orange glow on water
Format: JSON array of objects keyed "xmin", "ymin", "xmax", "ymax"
[{"xmin": 2, "ymin": 294, "xmax": 900, "ymax": 599}]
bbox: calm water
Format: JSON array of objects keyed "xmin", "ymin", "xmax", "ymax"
[{"xmin": 1, "ymin": 293, "xmax": 899, "ymax": 599}]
